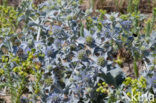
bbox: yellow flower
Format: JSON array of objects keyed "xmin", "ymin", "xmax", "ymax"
[
  {"xmin": 19, "ymin": 71, "xmax": 24, "ymax": 75},
  {"xmin": 132, "ymin": 87, "xmax": 137, "ymax": 94},
  {"xmin": 96, "ymin": 88, "xmax": 100, "ymax": 92},
  {"xmin": 114, "ymin": 56, "xmax": 123, "ymax": 66},
  {"xmin": 4, "ymin": 64, "xmax": 8, "ymax": 68},
  {"xmin": 101, "ymin": 89, "xmax": 107, "ymax": 93},
  {"xmin": 127, "ymin": 92, "xmax": 131, "ymax": 97},
  {"xmin": 35, "ymin": 65, "xmax": 40, "ymax": 70},
  {"xmin": 2, "ymin": 56, "xmax": 6, "ymax": 62},
  {"xmin": 97, "ymin": 83, "xmax": 101, "ymax": 86},
  {"xmin": 123, "ymin": 77, "xmax": 132, "ymax": 86},
  {"xmin": 102, "ymin": 82, "xmax": 106, "ymax": 86},
  {"xmin": 0, "ymin": 69, "xmax": 4, "ymax": 75},
  {"xmin": 35, "ymin": 90, "xmax": 39, "ymax": 94},
  {"xmin": 13, "ymin": 67, "xmax": 19, "ymax": 72},
  {"xmin": 132, "ymin": 79, "xmax": 138, "ymax": 87},
  {"xmin": 19, "ymin": 71, "xmax": 28, "ymax": 77},
  {"xmin": 23, "ymin": 72, "xmax": 28, "ymax": 77},
  {"xmin": 22, "ymin": 62, "xmax": 26, "ymax": 67},
  {"xmin": 99, "ymin": 86, "xmax": 103, "ymax": 90}
]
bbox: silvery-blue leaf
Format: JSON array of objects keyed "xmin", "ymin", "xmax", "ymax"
[
  {"xmin": 38, "ymin": 2, "xmax": 48, "ymax": 9},
  {"xmin": 52, "ymin": 25, "xmax": 62, "ymax": 33},
  {"xmin": 10, "ymin": 63, "xmax": 15, "ymax": 68},
  {"xmin": 149, "ymin": 73, "xmax": 156, "ymax": 88},
  {"xmin": 13, "ymin": 46, "xmax": 18, "ymax": 54},
  {"xmin": 76, "ymin": 44, "xmax": 85, "ymax": 50},
  {"xmin": 83, "ymin": 28, "xmax": 91, "ymax": 37},
  {"xmin": 28, "ymin": 21, "xmax": 37, "ymax": 27},
  {"xmin": 46, "ymin": 93, "xmax": 62, "ymax": 103},
  {"xmin": 101, "ymin": 67, "xmax": 107, "ymax": 74},
  {"xmin": 44, "ymin": 86, "xmax": 52, "ymax": 92},
  {"xmin": 116, "ymin": 39, "xmax": 123, "ymax": 45},
  {"xmin": 19, "ymin": 42, "xmax": 31, "ymax": 54},
  {"xmin": 20, "ymin": 96, "xmax": 29, "ymax": 103},
  {"xmin": 76, "ymin": 37, "xmax": 85, "ymax": 44},
  {"xmin": 40, "ymin": 11, "xmax": 47, "ymax": 17},
  {"xmin": 108, "ymin": 68, "xmax": 125, "ymax": 86},
  {"xmin": 61, "ymin": 60, "xmax": 69, "ymax": 67},
  {"xmin": 127, "ymin": 36, "xmax": 134, "ymax": 42},
  {"xmin": 82, "ymin": 61, "xmax": 90, "ymax": 67},
  {"xmin": 53, "ymin": 39, "xmax": 62, "ymax": 49},
  {"xmin": 28, "ymin": 85, "xmax": 33, "ymax": 92}
]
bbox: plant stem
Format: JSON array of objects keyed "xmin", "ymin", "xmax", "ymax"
[
  {"xmin": 133, "ymin": 57, "xmax": 139, "ymax": 78},
  {"xmin": 37, "ymin": 27, "xmax": 41, "ymax": 41}
]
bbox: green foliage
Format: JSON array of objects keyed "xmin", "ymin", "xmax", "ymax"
[
  {"xmin": 0, "ymin": 6, "xmax": 19, "ymax": 35},
  {"xmin": 133, "ymin": 58, "xmax": 139, "ymax": 78},
  {"xmin": 0, "ymin": 0, "xmax": 155, "ymax": 102},
  {"xmin": 0, "ymin": 50, "xmax": 43, "ymax": 102},
  {"xmin": 120, "ymin": 14, "xmax": 129, "ymax": 20},
  {"xmin": 114, "ymin": 56, "xmax": 124, "ymax": 66},
  {"xmin": 97, "ymin": 22, "xmax": 103, "ymax": 31},
  {"xmin": 86, "ymin": 16, "xmax": 94, "ymax": 31},
  {"xmin": 123, "ymin": 76, "xmax": 147, "ymax": 102},
  {"xmin": 79, "ymin": 0, "xmax": 83, "ymax": 4},
  {"xmin": 145, "ymin": 8, "xmax": 156, "ymax": 36},
  {"xmin": 99, "ymin": 9, "xmax": 106, "ymax": 20},
  {"xmin": 127, "ymin": 0, "xmax": 140, "ymax": 13},
  {"xmin": 145, "ymin": 18, "xmax": 152, "ymax": 36},
  {"xmin": 151, "ymin": 8, "xmax": 156, "ymax": 30}
]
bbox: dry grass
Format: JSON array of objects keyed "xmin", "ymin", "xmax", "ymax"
[
  {"xmin": 82, "ymin": 0, "xmax": 154, "ymax": 13},
  {"xmin": 0, "ymin": 0, "xmax": 155, "ymax": 13},
  {"xmin": 0, "ymin": 0, "xmax": 46, "ymax": 7}
]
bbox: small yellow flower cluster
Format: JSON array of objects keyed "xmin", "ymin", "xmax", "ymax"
[
  {"xmin": 0, "ymin": 6, "xmax": 18, "ymax": 35},
  {"xmin": 0, "ymin": 68, "xmax": 4, "ymax": 75},
  {"xmin": 96, "ymin": 82, "xmax": 109, "ymax": 94},
  {"xmin": 34, "ymin": 71, "xmax": 42, "ymax": 94},
  {"xmin": 86, "ymin": 16, "xmax": 94, "ymax": 30},
  {"xmin": 120, "ymin": 14, "xmax": 129, "ymax": 20},
  {"xmin": 114, "ymin": 55, "xmax": 124, "ymax": 66},
  {"xmin": 2, "ymin": 55, "xmax": 9, "ymax": 63},
  {"xmin": 123, "ymin": 76, "xmax": 147, "ymax": 102},
  {"xmin": 97, "ymin": 22, "xmax": 103, "ymax": 31},
  {"xmin": 0, "ymin": 49, "xmax": 45, "ymax": 101},
  {"xmin": 132, "ymin": 0, "xmax": 140, "ymax": 5},
  {"xmin": 79, "ymin": 0, "xmax": 83, "ymax": 4},
  {"xmin": 99, "ymin": 9, "xmax": 106, "ymax": 20},
  {"xmin": 131, "ymin": 12, "xmax": 140, "ymax": 19},
  {"xmin": 123, "ymin": 76, "xmax": 146, "ymax": 88},
  {"xmin": 11, "ymin": 50, "xmax": 43, "ymax": 77}
]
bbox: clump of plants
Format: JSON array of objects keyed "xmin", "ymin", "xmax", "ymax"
[
  {"xmin": 0, "ymin": 5, "xmax": 20, "ymax": 35},
  {"xmin": 0, "ymin": 0, "xmax": 155, "ymax": 103},
  {"xmin": 0, "ymin": 50, "xmax": 44, "ymax": 103}
]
